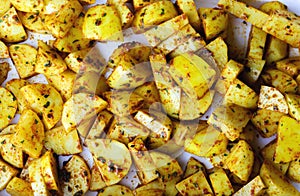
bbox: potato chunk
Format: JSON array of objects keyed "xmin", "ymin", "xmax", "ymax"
[{"xmin": 0, "ymin": 87, "xmax": 17, "ymax": 130}]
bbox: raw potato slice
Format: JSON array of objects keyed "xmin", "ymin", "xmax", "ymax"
[
  {"xmin": 0, "ymin": 41, "xmax": 9, "ymax": 58},
  {"xmin": 21, "ymin": 83, "xmax": 63, "ymax": 130},
  {"xmin": 90, "ymin": 163, "xmax": 106, "ymax": 191},
  {"xmin": 44, "ymin": 126, "xmax": 82, "ymax": 155},
  {"xmin": 18, "ymin": 12, "xmax": 49, "ymax": 34},
  {"xmin": 209, "ymin": 167, "xmax": 234, "ymax": 196},
  {"xmin": 35, "ymin": 41, "xmax": 67, "ymax": 75},
  {"xmin": 28, "ymin": 159, "xmax": 49, "ymax": 196},
  {"xmin": 285, "ymin": 93, "xmax": 300, "ymax": 121},
  {"xmin": 0, "ymin": 87, "xmax": 17, "ymax": 130},
  {"xmin": 98, "ymin": 185, "xmax": 133, "ymax": 196},
  {"xmin": 0, "ymin": 159, "xmax": 18, "ymax": 190},
  {"xmin": 53, "ymin": 12, "xmax": 95, "ymax": 53},
  {"xmin": 9, "ymin": 44, "xmax": 37, "ymax": 79},
  {"xmin": 275, "ymin": 116, "xmax": 300, "ymax": 163},
  {"xmin": 0, "ymin": 62, "xmax": 10, "ymax": 85},
  {"xmin": 83, "ymin": 5, "xmax": 123, "ymax": 41},
  {"xmin": 85, "ymin": 139, "xmax": 132, "ymax": 186},
  {"xmin": 134, "ymin": 180, "xmax": 164, "ymax": 196},
  {"xmin": 233, "ymin": 176, "xmax": 266, "ymax": 196},
  {"xmin": 62, "ymin": 93, "xmax": 107, "ymax": 133},
  {"xmin": 10, "ymin": 0, "xmax": 43, "ymax": 13},
  {"xmin": 177, "ymin": 0, "xmax": 201, "ymax": 32},
  {"xmin": 61, "ymin": 155, "xmax": 91, "ymax": 196},
  {"xmin": 12, "ymin": 109, "xmax": 44, "ymax": 158},
  {"xmin": 6, "ymin": 177, "xmax": 34, "ymax": 196},
  {"xmin": 0, "ymin": 134, "xmax": 24, "ymax": 168},
  {"xmin": 0, "ymin": 7, "xmax": 27, "ymax": 43},
  {"xmin": 258, "ymin": 85, "xmax": 288, "ymax": 114}
]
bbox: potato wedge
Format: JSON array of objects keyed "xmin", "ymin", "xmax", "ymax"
[
  {"xmin": 233, "ymin": 175, "xmax": 266, "ymax": 196},
  {"xmin": 0, "ymin": 159, "xmax": 19, "ymax": 190},
  {"xmin": 275, "ymin": 57, "xmax": 300, "ymax": 77},
  {"xmin": 21, "ymin": 83, "xmax": 63, "ymax": 130},
  {"xmin": 285, "ymin": 93, "xmax": 300, "ymax": 121},
  {"xmin": 241, "ymin": 58, "xmax": 266, "ymax": 84},
  {"xmin": 20, "ymin": 157, "xmax": 34, "ymax": 182},
  {"xmin": 90, "ymin": 163, "xmax": 106, "ymax": 191},
  {"xmin": 18, "ymin": 12, "xmax": 49, "ymax": 34},
  {"xmin": 107, "ymin": 0, "xmax": 133, "ymax": 29},
  {"xmin": 83, "ymin": 5, "xmax": 123, "ymax": 41},
  {"xmin": 133, "ymin": 0, "xmax": 158, "ymax": 11},
  {"xmin": 10, "ymin": 0, "xmax": 43, "ymax": 13},
  {"xmin": 183, "ymin": 157, "xmax": 206, "ymax": 178},
  {"xmin": 177, "ymin": 0, "xmax": 201, "ymax": 32},
  {"xmin": 0, "ymin": 0, "xmax": 10, "ymax": 16},
  {"xmin": 247, "ymin": 26, "xmax": 267, "ymax": 60},
  {"xmin": 61, "ymin": 155, "xmax": 91, "ymax": 196},
  {"xmin": 205, "ymin": 37, "xmax": 228, "ymax": 70},
  {"xmin": 0, "ymin": 87, "xmax": 17, "ymax": 130},
  {"xmin": 44, "ymin": 126, "xmax": 82, "ymax": 155},
  {"xmin": 209, "ymin": 167, "xmax": 234, "ymax": 196},
  {"xmin": 0, "ymin": 134, "xmax": 24, "ymax": 168},
  {"xmin": 28, "ymin": 158, "xmax": 49, "ymax": 196},
  {"xmin": 64, "ymin": 48, "xmax": 91, "ymax": 73},
  {"xmin": 133, "ymin": 180, "xmax": 164, "ymax": 196},
  {"xmin": 9, "ymin": 44, "xmax": 37, "ymax": 79},
  {"xmin": 133, "ymin": 82, "xmax": 161, "ymax": 109},
  {"xmin": 85, "ymin": 139, "xmax": 132, "ymax": 186},
  {"xmin": 0, "ymin": 7, "xmax": 27, "ymax": 43},
  {"xmin": 0, "ymin": 41, "xmax": 9, "ymax": 59},
  {"xmin": 6, "ymin": 177, "xmax": 34, "ymax": 196},
  {"xmin": 287, "ymin": 159, "xmax": 300, "ymax": 183},
  {"xmin": 98, "ymin": 185, "xmax": 133, "ymax": 196},
  {"xmin": 0, "ymin": 62, "xmax": 9, "ymax": 86},
  {"xmin": 0, "ymin": 124, "xmax": 16, "ymax": 136}
]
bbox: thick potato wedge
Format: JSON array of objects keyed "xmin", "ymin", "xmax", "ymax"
[
  {"xmin": 11, "ymin": 109, "xmax": 44, "ymax": 158},
  {"xmin": 86, "ymin": 110, "xmax": 113, "ymax": 139},
  {"xmin": 53, "ymin": 12, "xmax": 95, "ymax": 53},
  {"xmin": 287, "ymin": 159, "xmax": 300, "ymax": 182},
  {"xmin": 128, "ymin": 138, "xmax": 159, "ymax": 184},
  {"xmin": 107, "ymin": 0, "xmax": 133, "ymax": 29},
  {"xmin": 205, "ymin": 37, "xmax": 228, "ymax": 70},
  {"xmin": 285, "ymin": 93, "xmax": 300, "ymax": 121},
  {"xmin": 0, "ymin": 159, "xmax": 18, "ymax": 190},
  {"xmin": 44, "ymin": 126, "xmax": 82, "ymax": 155},
  {"xmin": 35, "ymin": 41, "xmax": 67, "ymax": 75},
  {"xmin": 90, "ymin": 163, "xmax": 106, "ymax": 191},
  {"xmin": 0, "ymin": 41, "xmax": 9, "ymax": 59},
  {"xmin": 18, "ymin": 12, "xmax": 49, "ymax": 34},
  {"xmin": 209, "ymin": 167, "xmax": 234, "ymax": 196},
  {"xmin": 98, "ymin": 185, "xmax": 133, "ymax": 196},
  {"xmin": 9, "ymin": 44, "xmax": 37, "ymax": 79},
  {"xmin": 6, "ymin": 177, "xmax": 34, "ymax": 196},
  {"xmin": 183, "ymin": 157, "xmax": 206, "ymax": 178},
  {"xmin": 0, "ymin": 7, "xmax": 27, "ymax": 43},
  {"xmin": 21, "ymin": 83, "xmax": 63, "ymax": 130},
  {"xmin": 233, "ymin": 175, "xmax": 266, "ymax": 196},
  {"xmin": 86, "ymin": 139, "xmax": 132, "ymax": 186},
  {"xmin": 275, "ymin": 57, "xmax": 300, "ymax": 77},
  {"xmin": 247, "ymin": 26, "xmax": 267, "ymax": 59},
  {"xmin": 199, "ymin": 8, "xmax": 228, "ymax": 41},
  {"xmin": 0, "ymin": 87, "xmax": 17, "ymax": 130},
  {"xmin": 258, "ymin": 85, "xmax": 288, "ymax": 114},
  {"xmin": 20, "ymin": 157, "xmax": 34, "ymax": 182},
  {"xmin": 241, "ymin": 58, "xmax": 266, "ymax": 84},
  {"xmin": 177, "ymin": 0, "xmax": 201, "ymax": 32},
  {"xmin": 225, "ymin": 140, "xmax": 254, "ymax": 182},
  {"xmin": 133, "ymin": 82, "xmax": 161, "ymax": 109},
  {"xmin": 83, "ymin": 5, "xmax": 123, "ymax": 41},
  {"xmin": 28, "ymin": 158, "xmax": 49, "ymax": 196},
  {"xmin": 133, "ymin": 180, "xmax": 164, "ymax": 196},
  {"xmin": 275, "ymin": 116, "xmax": 300, "ymax": 163},
  {"xmin": 64, "ymin": 48, "xmax": 91, "ymax": 73},
  {"xmin": 61, "ymin": 155, "xmax": 91, "ymax": 196},
  {"xmin": 0, "ymin": 134, "xmax": 23, "ymax": 168}
]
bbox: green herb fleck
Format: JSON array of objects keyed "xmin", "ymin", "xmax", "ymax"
[{"xmin": 43, "ymin": 101, "xmax": 50, "ymax": 108}]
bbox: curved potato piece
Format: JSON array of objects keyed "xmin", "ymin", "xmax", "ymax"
[
  {"xmin": 177, "ymin": 0, "xmax": 201, "ymax": 32},
  {"xmin": 18, "ymin": 12, "xmax": 50, "ymax": 34},
  {"xmin": 20, "ymin": 83, "xmax": 63, "ymax": 130},
  {"xmin": 285, "ymin": 93, "xmax": 300, "ymax": 121},
  {"xmin": 98, "ymin": 185, "xmax": 133, "ymax": 196},
  {"xmin": 6, "ymin": 177, "xmax": 34, "ymax": 196},
  {"xmin": 62, "ymin": 93, "xmax": 107, "ymax": 133},
  {"xmin": 0, "ymin": 41, "xmax": 9, "ymax": 59},
  {"xmin": 10, "ymin": 0, "xmax": 43, "ymax": 13},
  {"xmin": 61, "ymin": 155, "xmax": 91, "ymax": 196},
  {"xmin": 0, "ymin": 0, "xmax": 10, "ymax": 16},
  {"xmin": 0, "ymin": 62, "xmax": 10, "ymax": 85},
  {"xmin": 134, "ymin": 180, "xmax": 164, "ymax": 196},
  {"xmin": 0, "ymin": 134, "xmax": 23, "ymax": 168},
  {"xmin": 85, "ymin": 139, "xmax": 132, "ymax": 186},
  {"xmin": 0, "ymin": 159, "xmax": 18, "ymax": 191},
  {"xmin": 0, "ymin": 87, "xmax": 17, "ymax": 130}
]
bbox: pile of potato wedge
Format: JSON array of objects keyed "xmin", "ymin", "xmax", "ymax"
[{"xmin": 0, "ymin": 0, "xmax": 300, "ymax": 195}]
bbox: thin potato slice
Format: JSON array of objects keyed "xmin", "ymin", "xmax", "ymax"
[
  {"xmin": 98, "ymin": 185, "xmax": 133, "ymax": 196},
  {"xmin": 0, "ymin": 87, "xmax": 17, "ymax": 130},
  {"xmin": 6, "ymin": 177, "xmax": 34, "ymax": 196}
]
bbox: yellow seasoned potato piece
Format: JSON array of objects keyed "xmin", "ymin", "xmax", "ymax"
[
  {"xmin": 86, "ymin": 139, "xmax": 132, "ymax": 186},
  {"xmin": 260, "ymin": 160, "xmax": 299, "ymax": 195},
  {"xmin": 6, "ymin": 177, "xmax": 34, "ymax": 196},
  {"xmin": 0, "ymin": 134, "xmax": 23, "ymax": 168},
  {"xmin": 176, "ymin": 170, "xmax": 213, "ymax": 196},
  {"xmin": 134, "ymin": 180, "xmax": 164, "ymax": 196},
  {"xmin": 79, "ymin": 0, "xmax": 96, "ymax": 4},
  {"xmin": 18, "ymin": 12, "xmax": 49, "ymax": 34},
  {"xmin": 247, "ymin": 26, "xmax": 267, "ymax": 59},
  {"xmin": 150, "ymin": 52, "xmax": 181, "ymax": 119},
  {"xmin": 54, "ymin": 12, "xmax": 95, "ymax": 53},
  {"xmin": 258, "ymin": 85, "xmax": 288, "ymax": 114},
  {"xmin": 205, "ymin": 37, "xmax": 228, "ymax": 70},
  {"xmin": 9, "ymin": 44, "xmax": 37, "ymax": 79},
  {"xmin": 103, "ymin": 91, "xmax": 143, "ymax": 117},
  {"xmin": 46, "ymin": 70, "xmax": 76, "ymax": 101},
  {"xmin": 199, "ymin": 8, "xmax": 228, "ymax": 41},
  {"xmin": 150, "ymin": 151, "xmax": 183, "ymax": 196},
  {"xmin": 0, "ymin": 87, "xmax": 17, "ymax": 130},
  {"xmin": 107, "ymin": 0, "xmax": 133, "ymax": 29},
  {"xmin": 185, "ymin": 126, "xmax": 228, "ymax": 158},
  {"xmin": 224, "ymin": 79, "xmax": 258, "ymax": 109},
  {"xmin": 10, "ymin": 0, "xmax": 43, "ymax": 13},
  {"xmin": 262, "ymin": 69, "xmax": 298, "ymax": 94},
  {"xmin": 0, "ymin": 62, "xmax": 9, "ymax": 86},
  {"xmin": 134, "ymin": 110, "xmax": 172, "ymax": 149},
  {"xmin": 44, "ymin": 0, "xmax": 83, "ymax": 38},
  {"xmin": 285, "ymin": 93, "xmax": 300, "ymax": 121},
  {"xmin": 0, "ymin": 159, "xmax": 18, "ymax": 190},
  {"xmin": 86, "ymin": 110, "xmax": 113, "ymax": 140},
  {"xmin": 108, "ymin": 117, "xmax": 149, "ymax": 145},
  {"xmin": 275, "ymin": 116, "xmax": 300, "ymax": 163},
  {"xmin": 20, "ymin": 83, "xmax": 63, "ymax": 130},
  {"xmin": 62, "ymin": 93, "xmax": 107, "ymax": 134},
  {"xmin": 183, "ymin": 157, "xmax": 206, "ymax": 178},
  {"xmin": 144, "ymin": 14, "xmax": 189, "ymax": 47},
  {"xmin": 241, "ymin": 58, "xmax": 266, "ymax": 84},
  {"xmin": 64, "ymin": 48, "xmax": 91, "ymax": 73},
  {"xmin": 251, "ymin": 109, "xmax": 286, "ymax": 138},
  {"xmin": 98, "ymin": 185, "xmax": 133, "ymax": 196},
  {"xmin": 128, "ymin": 138, "xmax": 159, "ymax": 184},
  {"xmin": 11, "ymin": 109, "xmax": 44, "ymax": 158},
  {"xmin": 133, "ymin": 0, "xmax": 158, "ymax": 11},
  {"xmin": 209, "ymin": 167, "xmax": 234, "ymax": 196},
  {"xmin": 0, "ymin": 0, "xmax": 10, "ymax": 16},
  {"xmin": 233, "ymin": 175, "xmax": 266, "ymax": 196},
  {"xmin": 83, "ymin": 5, "xmax": 123, "ymax": 41},
  {"xmin": 0, "ymin": 7, "xmax": 27, "ymax": 43},
  {"xmin": 225, "ymin": 140, "xmax": 254, "ymax": 182},
  {"xmin": 133, "ymin": 82, "xmax": 160, "ymax": 109},
  {"xmin": 61, "ymin": 155, "xmax": 91, "ymax": 196},
  {"xmin": 5, "ymin": 79, "xmax": 30, "ymax": 113},
  {"xmin": 0, "ymin": 41, "xmax": 9, "ymax": 59},
  {"xmin": 261, "ymin": 140, "xmax": 290, "ymax": 174},
  {"xmin": 44, "ymin": 126, "xmax": 82, "ymax": 155},
  {"xmin": 207, "ymin": 104, "xmax": 252, "ymax": 141},
  {"xmin": 177, "ymin": 0, "xmax": 201, "ymax": 32},
  {"xmin": 90, "ymin": 163, "xmax": 106, "ymax": 191},
  {"xmin": 275, "ymin": 57, "xmax": 300, "ymax": 77},
  {"xmin": 132, "ymin": 8, "xmax": 147, "ymax": 33},
  {"xmin": 287, "ymin": 159, "xmax": 300, "ymax": 182},
  {"xmin": 35, "ymin": 41, "xmax": 67, "ymax": 75},
  {"xmin": 0, "ymin": 124, "xmax": 16, "ymax": 136},
  {"xmin": 169, "ymin": 53, "xmax": 216, "ymax": 100}
]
